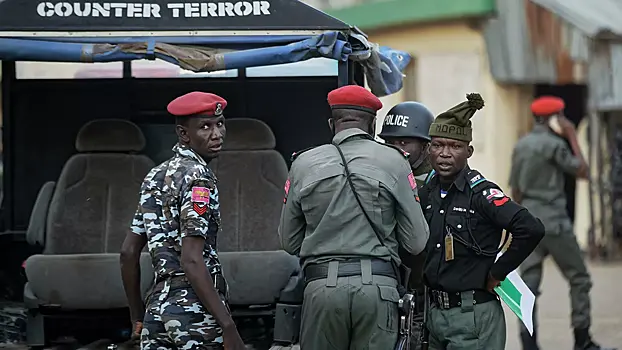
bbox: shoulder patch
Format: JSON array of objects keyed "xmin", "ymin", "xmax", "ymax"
[
  {"xmin": 291, "ymin": 146, "xmax": 316, "ymax": 162},
  {"xmin": 283, "ymin": 178, "xmax": 291, "ymax": 204},
  {"xmin": 483, "ymin": 188, "xmax": 510, "ymax": 206},
  {"xmin": 377, "ymin": 141, "xmax": 410, "ymax": 159},
  {"xmin": 467, "ymin": 170, "xmax": 487, "ymax": 189},
  {"xmin": 191, "ymin": 186, "xmax": 210, "ymax": 215}
]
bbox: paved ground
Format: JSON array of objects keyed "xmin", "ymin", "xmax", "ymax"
[{"xmin": 504, "ymin": 259, "xmax": 622, "ymax": 350}]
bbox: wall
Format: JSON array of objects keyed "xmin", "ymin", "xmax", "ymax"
[{"xmin": 369, "ymin": 22, "xmax": 533, "ymax": 192}]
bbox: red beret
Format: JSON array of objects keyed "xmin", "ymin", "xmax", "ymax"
[
  {"xmin": 167, "ymin": 92, "xmax": 227, "ymax": 117},
  {"xmin": 531, "ymin": 96, "xmax": 565, "ymax": 117},
  {"xmin": 327, "ymin": 85, "xmax": 383, "ymax": 114}
]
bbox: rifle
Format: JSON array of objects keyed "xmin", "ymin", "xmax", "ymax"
[{"xmin": 419, "ymin": 286, "xmax": 430, "ymax": 350}]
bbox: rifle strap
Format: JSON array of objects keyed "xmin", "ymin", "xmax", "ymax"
[{"xmin": 332, "ymin": 142, "xmax": 406, "ymax": 295}]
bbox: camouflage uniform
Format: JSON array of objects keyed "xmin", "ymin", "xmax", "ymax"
[{"xmin": 132, "ymin": 143, "xmax": 226, "ymax": 350}]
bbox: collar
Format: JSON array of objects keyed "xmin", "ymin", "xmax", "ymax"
[
  {"xmin": 429, "ymin": 165, "xmax": 471, "ymax": 192},
  {"xmin": 173, "ymin": 143, "xmax": 208, "ymax": 167},
  {"xmin": 533, "ymin": 124, "xmax": 549, "ymax": 133},
  {"xmin": 332, "ymin": 128, "xmax": 373, "ymax": 145}
]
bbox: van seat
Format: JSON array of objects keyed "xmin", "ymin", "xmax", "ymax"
[
  {"xmin": 24, "ymin": 119, "xmax": 155, "ymax": 310},
  {"xmin": 211, "ymin": 118, "xmax": 299, "ymax": 306}
]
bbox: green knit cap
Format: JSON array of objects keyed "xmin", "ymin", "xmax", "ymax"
[{"xmin": 429, "ymin": 93, "xmax": 485, "ymax": 142}]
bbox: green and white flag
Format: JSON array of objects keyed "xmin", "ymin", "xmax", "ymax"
[{"xmin": 494, "ymin": 253, "xmax": 536, "ymax": 335}]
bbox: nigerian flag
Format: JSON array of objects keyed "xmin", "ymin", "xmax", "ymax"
[{"xmin": 494, "ymin": 252, "xmax": 536, "ymax": 335}]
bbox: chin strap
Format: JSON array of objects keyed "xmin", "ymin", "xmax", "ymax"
[{"xmin": 410, "ymin": 143, "xmax": 430, "ymax": 170}]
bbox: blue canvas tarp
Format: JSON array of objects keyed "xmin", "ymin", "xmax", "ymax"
[{"xmin": 0, "ymin": 31, "xmax": 411, "ymax": 96}]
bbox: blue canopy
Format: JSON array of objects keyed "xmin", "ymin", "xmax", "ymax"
[{"xmin": 0, "ymin": 31, "xmax": 411, "ymax": 97}]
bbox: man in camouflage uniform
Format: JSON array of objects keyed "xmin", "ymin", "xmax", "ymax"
[
  {"xmin": 510, "ymin": 96, "xmax": 616, "ymax": 350},
  {"xmin": 378, "ymin": 101, "xmax": 435, "ymax": 350},
  {"xmin": 120, "ymin": 92, "xmax": 246, "ymax": 350},
  {"xmin": 279, "ymin": 85, "xmax": 429, "ymax": 350}
]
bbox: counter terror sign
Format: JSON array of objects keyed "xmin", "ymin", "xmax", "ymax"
[
  {"xmin": 36, "ymin": 1, "xmax": 272, "ymax": 18},
  {"xmin": 0, "ymin": 0, "xmax": 350, "ymax": 32}
]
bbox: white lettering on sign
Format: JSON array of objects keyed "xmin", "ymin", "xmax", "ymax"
[
  {"xmin": 384, "ymin": 114, "xmax": 409, "ymax": 128},
  {"xmin": 36, "ymin": 1, "xmax": 271, "ymax": 18}
]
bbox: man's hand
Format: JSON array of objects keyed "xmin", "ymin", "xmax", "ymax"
[
  {"xmin": 223, "ymin": 324, "xmax": 247, "ymax": 350},
  {"xmin": 486, "ymin": 273, "xmax": 501, "ymax": 294},
  {"xmin": 131, "ymin": 321, "xmax": 142, "ymax": 343}
]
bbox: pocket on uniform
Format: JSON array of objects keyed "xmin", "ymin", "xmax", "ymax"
[
  {"xmin": 445, "ymin": 215, "xmax": 471, "ymax": 258},
  {"xmin": 377, "ymin": 285, "xmax": 400, "ymax": 332}
]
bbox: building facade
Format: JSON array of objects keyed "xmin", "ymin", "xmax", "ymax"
[{"xmin": 309, "ymin": 0, "xmax": 615, "ymax": 253}]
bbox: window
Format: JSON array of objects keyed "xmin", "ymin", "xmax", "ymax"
[
  {"xmin": 246, "ymin": 57, "xmax": 338, "ymax": 77},
  {"xmin": 16, "ymin": 61, "xmax": 123, "ymax": 79},
  {"xmin": 138, "ymin": 124, "xmax": 178, "ymax": 165},
  {"xmin": 131, "ymin": 59, "xmax": 238, "ymax": 78}
]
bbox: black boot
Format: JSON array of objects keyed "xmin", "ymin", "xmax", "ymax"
[
  {"xmin": 573, "ymin": 328, "xmax": 618, "ymax": 350},
  {"xmin": 520, "ymin": 330, "xmax": 539, "ymax": 350}
]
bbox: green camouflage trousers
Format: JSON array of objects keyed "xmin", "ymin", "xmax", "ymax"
[
  {"xmin": 300, "ymin": 274, "xmax": 399, "ymax": 350},
  {"xmin": 427, "ymin": 294, "xmax": 505, "ymax": 350}
]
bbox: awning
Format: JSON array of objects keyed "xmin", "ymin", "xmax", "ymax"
[
  {"xmin": 0, "ymin": 0, "xmax": 351, "ymax": 32},
  {"xmin": 0, "ymin": 32, "xmax": 412, "ymax": 97},
  {"xmin": 530, "ymin": 0, "xmax": 622, "ymax": 39}
]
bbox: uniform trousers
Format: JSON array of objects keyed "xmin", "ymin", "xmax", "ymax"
[
  {"xmin": 141, "ymin": 278, "xmax": 227, "ymax": 350},
  {"xmin": 300, "ymin": 271, "xmax": 400, "ymax": 350},
  {"xmin": 427, "ymin": 292, "xmax": 506, "ymax": 350},
  {"xmin": 519, "ymin": 232, "xmax": 592, "ymax": 339}
]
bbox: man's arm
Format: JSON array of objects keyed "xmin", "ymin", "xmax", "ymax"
[
  {"xmin": 278, "ymin": 174, "xmax": 306, "ymax": 255},
  {"xmin": 394, "ymin": 169, "xmax": 430, "ymax": 255},
  {"xmin": 557, "ymin": 117, "xmax": 588, "ymax": 179},
  {"xmin": 477, "ymin": 187, "xmax": 545, "ymax": 282},
  {"xmin": 553, "ymin": 142, "xmax": 588, "ymax": 179},
  {"xmin": 509, "ymin": 148, "xmax": 523, "ymax": 204},
  {"xmin": 120, "ymin": 208, "xmax": 148, "ymax": 323},
  {"xmin": 179, "ymin": 179, "xmax": 236, "ymax": 332}
]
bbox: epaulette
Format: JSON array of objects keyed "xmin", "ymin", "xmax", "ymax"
[
  {"xmin": 290, "ymin": 146, "xmax": 316, "ymax": 162},
  {"xmin": 376, "ymin": 141, "xmax": 410, "ymax": 159},
  {"xmin": 466, "ymin": 170, "xmax": 490, "ymax": 192},
  {"xmin": 425, "ymin": 169, "xmax": 436, "ymax": 185}
]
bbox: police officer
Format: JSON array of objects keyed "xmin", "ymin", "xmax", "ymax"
[
  {"xmin": 510, "ymin": 96, "xmax": 617, "ymax": 350},
  {"xmin": 119, "ymin": 92, "xmax": 246, "ymax": 350},
  {"xmin": 420, "ymin": 93, "xmax": 545, "ymax": 350},
  {"xmin": 278, "ymin": 85, "xmax": 430, "ymax": 350},
  {"xmin": 379, "ymin": 101, "xmax": 435, "ymax": 186},
  {"xmin": 379, "ymin": 101, "xmax": 435, "ymax": 350}
]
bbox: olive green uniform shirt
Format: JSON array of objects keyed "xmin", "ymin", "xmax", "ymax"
[
  {"xmin": 278, "ymin": 128, "xmax": 430, "ymax": 268},
  {"xmin": 509, "ymin": 124, "xmax": 582, "ymax": 234}
]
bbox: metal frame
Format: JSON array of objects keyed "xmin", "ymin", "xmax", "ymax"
[
  {"xmin": 0, "ymin": 29, "xmax": 326, "ymax": 37},
  {"xmin": 1, "ymin": 61, "xmax": 16, "ymax": 231}
]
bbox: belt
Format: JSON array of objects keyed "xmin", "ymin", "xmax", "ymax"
[
  {"xmin": 430, "ymin": 289, "xmax": 497, "ymax": 310},
  {"xmin": 304, "ymin": 259, "xmax": 396, "ymax": 284},
  {"xmin": 158, "ymin": 273, "xmax": 228, "ymax": 296}
]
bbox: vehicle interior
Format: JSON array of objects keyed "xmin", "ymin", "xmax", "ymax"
[{"xmin": 0, "ymin": 58, "xmax": 366, "ymax": 349}]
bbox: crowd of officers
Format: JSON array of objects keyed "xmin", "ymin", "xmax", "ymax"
[{"xmin": 121, "ymin": 86, "xmax": 618, "ymax": 350}]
